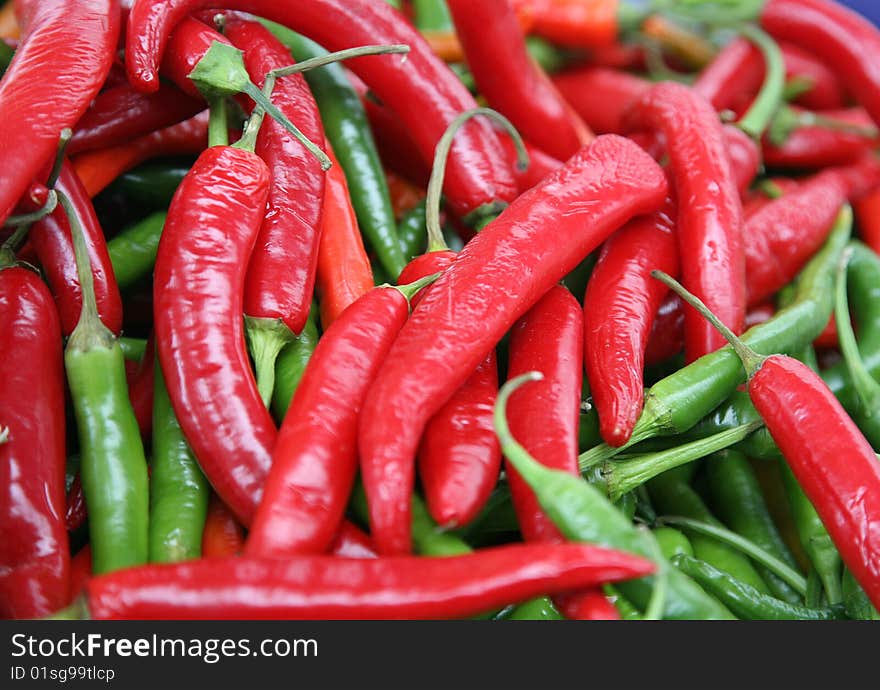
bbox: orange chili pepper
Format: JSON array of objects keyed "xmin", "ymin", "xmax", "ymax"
[
  {"xmin": 316, "ymin": 145, "xmax": 374, "ymax": 330},
  {"xmin": 0, "ymin": 1, "xmax": 19, "ymax": 40},
  {"xmin": 201, "ymin": 494, "xmax": 245, "ymax": 558},
  {"xmin": 71, "ymin": 110, "xmax": 208, "ymax": 197},
  {"xmin": 513, "ymin": 0, "xmax": 619, "ymax": 49},
  {"xmin": 422, "ymin": 30, "xmax": 464, "ymax": 62}
]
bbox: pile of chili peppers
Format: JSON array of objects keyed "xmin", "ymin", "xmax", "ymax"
[{"xmin": 3, "ymin": 0, "xmax": 880, "ymax": 621}]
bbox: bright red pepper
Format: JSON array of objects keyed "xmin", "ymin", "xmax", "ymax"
[
  {"xmin": 201, "ymin": 495, "xmax": 245, "ymax": 558},
  {"xmin": 512, "ymin": 0, "xmax": 620, "ymax": 49},
  {"xmin": 553, "ymin": 66, "xmax": 650, "ymax": 135},
  {"xmin": 553, "ymin": 589, "xmax": 621, "ymax": 620},
  {"xmin": 693, "ymin": 37, "xmax": 764, "ymax": 114},
  {"xmin": 84, "ymin": 542, "xmax": 655, "ymax": 619},
  {"xmin": 68, "ymin": 82, "xmax": 203, "ymax": 156},
  {"xmin": 125, "ymin": 336, "xmax": 154, "ymax": 439},
  {"xmin": 246, "ymin": 284, "xmax": 415, "ymax": 558},
  {"xmin": 154, "ymin": 145, "xmax": 274, "ymax": 527},
  {"xmin": 627, "ymin": 82, "xmax": 745, "ymax": 362},
  {"xmin": 855, "ymin": 187, "xmax": 880, "ymax": 255},
  {"xmin": 126, "ymin": 0, "xmax": 516, "ymax": 220},
  {"xmin": 0, "ymin": 264, "xmax": 69, "ymax": 619},
  {"xmin": 359, "ymin": 135, "xmax": 667, "ymax": 554},
  {"xmin": 645, "ymin": 293, "xmax": 685, "ymax": 366},
  {"xmin": 68, "ymin": 546, "xmax": 92, "ymax": 601},
  {"xmin": 780, "ymin": 42, "xmax": 847, "ymax": 111},
  {"xmin": 29, "ymin": 160, "xmax": 123, "ymax": 336},
  {"xmin": 161, "ymin": 16, "xmax": 231, "ymax": 99},
  {"xmin": 328, "ymin": 521, "xmax": 377, "ymax": 559},
  {"xmin": 0, "ymin": 0, "xmax": 119, "ymax": 224},
  {"xmin": 447, "ymin": 0, "xmax": 592, "ymax": 160}
]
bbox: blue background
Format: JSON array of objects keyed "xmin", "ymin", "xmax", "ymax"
[{"xmin": 840, "ymin": 0, "xmax": 880, "ymax": 25}]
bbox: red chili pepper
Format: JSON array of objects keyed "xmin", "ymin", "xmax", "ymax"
[
  {"xmin": 553, "ymin": 589, "xmax": 621, "ymax": 620},
  {"xmin": 225, "ymin": 18, "xmax": 327, "ymax": 338},
  {"xmin": 0, "ymin": 0, "xmax": 119, "ymax": 224},
  {"xmin": 68, "ymin": 82, "xmax": 203, "ymax": 156},
  {"xmin": 693, "ymin": 37, "xmax": 764, "ymax": 114},
  {"xmin": 813, "ymin": 314, "xmax": 839, "ymax": 351},
  {"xmin": 627, "ymin": 82, "xmax": 745, "ymax": 362},
  {"xmin": 154, "ymin": 145, "xmax": 274, "ymax": 527},
  {"xmin": 0, "ymin": 264, "xmax": 69, "ymax": 619},
  {"xmin": 855, "ymin": 187, "xmax": 880, "ymax": 255},
  {"xmin": 201, "ymin": 495, "xmax": 245, "ymax": 558},
  {"xmin": 161, "ymin": 16, "xmax": 232, "ymax": 99},
  {"xmin": 126, "ymin": 0, "xmax": 517, "ymax": 221},
  {"xmin": 552, "ymin": 66, "xmax": 650, "ymax": 135},
  {"xmin": 447, "ymin": 0, "xmax": 593, "ymax": 160},
  {"xmin": 327, "ymin": 520, "xmax": 377, "ymax": 559},
  {"xmin": 386, "ymin": 170, "xmax": 424, "ymax": 220},
  {"xmin": 584, "ymin": 199, "xmax": 679, "ymax": 447},
  {"xmin": 511, "ymin": 0, "xmax": 620, "ymax": 49},
  {"xmin": 84, "ymin": 542, "xmax": 655, "ymax": 619},
  {"xmin": 762, "ymin": 107, "xmax": 878, "ymax": 169},
  {"xmin": 68, "ymin": 546, "xmax": 92, "ymax": 601},
  {"xmin": 760, "ymin": 0, "xmax": 880, "ymax": 127},
  {"xmin": 779, "ymin": 42, "xmax": 847, "ymax": 111},
  {"xmin": 645, "ymin": 293, "xmax": 686, "ymax": 366},
  {"xmin": 125, "ymin": 336, "xmax": 155, "ymax": 439},
  {"xmin": 317, "ymin": 146, "xmax": 374, "ymax": 329},
  {"xmin": 359, "ymin": 135, "xmax": 667, "ymax": 554},
  {"xmin": 504, "ymin": 137, "xmax": 563, "ymax": 192},
  {"xmin": 65, "ymin": 474, "xmax": 87, "ymax": 533},
  {"xmin": 745, "ymin": 301, "xmax": 777, "ymax": 329},
  {"xmin": 29, "ymin": 160, "xmax": 123, "ymax": 336},
  {"xmin": 724, "ymin": 124, "xmax": 762, "ymax": 196},
  {"xmin": 72, "ymin": 110, "xmax": 209, "ymax": 197},
  {"xmin": 246, "ymin": 282, "xmax": 421, "ymax": 558}
]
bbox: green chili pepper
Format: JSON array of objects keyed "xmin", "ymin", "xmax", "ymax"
[
  {"xmin": 59, "ymin": 190, "xmax": 149, "ymax": 575},
  {"xmin": 647, "ymin": 472, "xmax": 772, "ymax": 595},
  {"xmin": 672, "ymin": 555, "xmax": 844, "ymax": 620},
  {"xmin": 412, "ymin": 0, "xmax": 454, "ymax": 32},
  {"xmin": 502, "ymin": 597, "xmax": 565, "ymax": 621},
  {"xmin": 842, "ymin": 568, "xmax": 880, "ymax": 620},
  {"xmin": 653, "ymin": 527, "xmax": 694, "ymax": 560},
  {"xmin": 581, "ymin": 206, "xmax": 852, "ymax": 467},
  {"xmin": 605, "ymin": 586, "xmax": 642, "ymax": 620},
  {"xmin": 118, "ymin": 337, "xmax": 148, "ymax": 363},
  {"xmin": 149, "ymin": 360, "xmax": 210, "ymax": 563},
  {"xmin": 270, "ymin": 310, "xmax": 319, "ymax": 423},
  {"xmin": 496, "ymin": 373, "xmax": 734, "ymax": 620},
  {"xmin": 107, "ymin": 212, "xmax": 166, "ymax": 292},
  {"xmin": 525, "ymin": 36, "xmax": 569, "ymax": 74},
  {"xmin": 684, "ymin": 391, "xmax": 781, "ymax": 460},
  {"xmin": 398, "ymin": 200, "xmax": 428, "ymax": 262},
  {"xmin": 705, "ymin": 451, "xmax": 803, "ymax": 604},
  {"xmin": 263, "ymin": 21, "xmax": 406, "ymax": 279},
  {"xmin": 111, "ymin": 163, "xmax": 190, "ymax": 209},
  {"xmin": 0, "ymin": 40, "xmax": 14, "ymax": 76}
]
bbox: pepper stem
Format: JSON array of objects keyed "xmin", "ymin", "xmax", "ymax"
[
  {"xmin": 268, "ymin": 43, "xmax": 410, "ymax": 80},
  {"xmin": 388, "ymin": 271, "xmax": 442, "ymax": 305},
  {"xmin": 2, "ymin": 189, "xmax": 58, "ymax": 228},
  {"xmin": 768, "ymin": 105, "xmax": 880, "ymax": 146},
  {"xmin": 245, "ymin": 316, "xmax": 296, "ymax": 409},
  {"xmin": 207, "ymin": 97, "xmax": 229, "ymax": 148},
  {"xmin": 493, "ymin": 372, "xmax": 546, "ymax": 484},
  {"xmin": 46, "ymin": 128, "xmax": 72, "ymax": 189},
  {"xmin": 426, "ymin": 108, "xmax": 528, "ymax": 252},
  {"xmin": 834, "ymin": 247, "xmax": 880, "ymax": 417},
  {"xmin": 736, "ymin": 24, "xmax": 785, "ymax": 140},
  {"xmin": 657, "ymin": 0, "xmax": 764, "ymax": 24},
  {"xmin": 45, "ymin": 596, "xmax": 89, "ymax": 620},
  {"xmin": 651, "ymin": 270, "xmax": 766, "ymax": 377},
  {"xmin": 641, "ymin": 527, "xmax": 668, "ymax": 621}
]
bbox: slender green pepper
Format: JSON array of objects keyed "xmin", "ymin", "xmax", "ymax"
[
  {"xmin": 581, "ymin": 207, "xmax": 852, "ymax": 466},
  {"xmin": 606, "ymin": 586, "xmax": 642, "ymax": 620},
  {"xmin": 653, "ymin": 527, "xmax": 694, "ymax": 560},
  {"xmin": 263, "ymin": 21, "xmax": 406, "ymax": 278},
  {"xmin": 525, "ymin": 36, "xmax": 569, "ymax": 74},
  {"xmin": 111, "ymin": 163, "xmax": 190, "ymax": 209},
  {"xmin": 398, "ymin": 200, "xmax": 428, "ymax": 263},
  {"xmin": 149, "ymin": 360, "xmax": 210, "ymax": 563},
  {"xmin": 496, "ymin": 374, "xmax": 734, "ymax": 620},
  {"xmin": 672, "ymin": 555, "xmax": 844, "ymax": 620},
  {"xmin": 270, "ymin": 310, "xmax": 319, "ymax": 423},
  {"xmin": 706, "ymin": 451, "xmax": 803, "ymax": 604},
  {"xmin": 647, "ymin": 472, "xmax": 772, "ymax": 595},
  {"xmin": 504, "ymin": 597, "xmax": 565, "ymax": 621},
  {"xmin": 60, "ymin": 190, "xmax": 149, "ymax": 575},
  {"xmin": 118, "ymin": 337, "xmax": 148, "ymax": 363},
  {"xmin": 684, "ymin": 391, "xmax": 781, "ymax": 460},
  {"xmin": 107, "ymin": 212, "xmax": 166, "ymax": 291},
  {"xmin": 842, "ymin": 568, "xmax": 880, "ymax": 620},
  {"xmin": 0, "ymin": 40, "xmax": 13, "ymax": 76}
]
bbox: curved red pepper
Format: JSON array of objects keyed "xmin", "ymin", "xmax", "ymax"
[
  {"xmin": 693, "ymin": 37, "xmax": 764, "ymax": 114},
  {"xmin": 29, "ymin": 160, "xmax": 123, "ymax": 336},
  {"xmin": 125, "ymin": 336, "xmax": 154, "ymax": 439},
  {"xmin": 85, "ymin": 542, "xmax": 654, "ymax": 619},
  {"xmin": 761, "ymin": 0, "xmax": 880, "ymax": 127},
  {"xmin": 447, "ymin": 0, "xmax": 592, "ymax": 161},
  {"xmin": 855, "ymin": 187, "xmax": 880, "ymax": 256},
  {"xmin": 780, "ymin": 42, "xmax": 846, "ymax": 111},
  {"xmin": 68, "ymin": 82, "xmax": 203, "ymax": 156},
  {"xmin": 627, "ymin": 82, "xmax": 745, "ymax": 362},
  {"xmin": 126, "ymin": 0, "xmax": 516, "ymax": 219},
  {"xmin": 750, "ymin": 355, "xmax": 880, "ymax": 609},
  {"xmin": 328, "ymin": 520, "xmax": 377, "ymax": 559},
  {"xmin": 161, "ymin": 16, "xmax": 231, "ymax": 99},
  {"xmin": 398, "ymin": 252, "xmax": 501, "ymax": 529},
  {"xmin": 554, "ymin": 589, "xmax": 621, "ymax": 620},
  {"xmin": 359, "ymin": 135, "xmax": 668, "ymax": 554},
  {"xmin": 553, "ymin": 66, "xmax": 650, "ymax": 135},
  {"xmin": 584, "ymin": 200, "xmax": 679, "ymax": 447},
  {"xmin": 246, "ymin": 286, "xmax": 412, "ymax": 558},
  {"xmin": 645, "ymin": 293, "xmax": 685, "ymax": 367},
  {"xmin": 225, "ymin": 18, "xmax": 327, "ymax": 337},
  {"xmin": 0, "ymin": 266, "xmax": 69, "ymax": 619},
  {"xmin": 68, "ymin": 546, "xmax": 92, "ymax": 601},
  {"xmin": 0, "ymin": 0, "xmax": 119, "ymax": 223},
  {"xmin": 153, "ymin": 145, "xmax": 274, "ymax": 527}
]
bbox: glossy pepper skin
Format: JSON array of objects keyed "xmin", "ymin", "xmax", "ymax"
[
  {"xmin": 225, "ymin": 18, "xmax": 326, "ymax": 337},
  {"xmin": 125, "ymin": 0, "xmax": 517, "ymax": 220},
  {"xmin": 30, "ymin": 160, "xmax": 123, "ymax": 336},
  {"xmin": 84, "ymin": 542, "xmax": 654, "ymax": 620},
  {"xmin": 760, "ymin": 0, "xmax": 880, "ymax": 127},
  {"xmin": 246, "ymin": 286, "xmax": 412, "ymax": 558},
  {"xmin": 161, "ymin": 16, "xmax": 230, "ymax": 99},
  {"xmin": 584, "ymin": 200, "xmax": 678, "ymax": 447},
  {"xmin": 316, "ymin": 146, "xmax": 374, "ymax": 329},
  {"xmin": 201, "ymin": 495, "xmax": 244, "ymax": 558},
  {"xmin": 447, "ymin": 0, "xmax": 592, "ymax": 161},
  {"xmin": 0, "ymin": 266, "xmax": 69, "ymax": 619},
  {"xmin": 0, "ymin": 0, "xmax": 119, "ymax": 224},
  {"xmin": 68, "ymin": 82, "xmax": 203, "ymax": 156},
  {"xmin": 627, "ymin": 82, "xmax": 745, "ymax": 362},
  {"xmin": 359, "ymin": 135, "xmax": 667, "ymax": 554},
  {"xmin": 398, "ymin": 252, "xmax": 502, "ymax": 530},
  {"xmin": 552, "ymin": 66, "xmax": 650, "ymax": 135},
  {"xmin": 749, "ymin": 355, "xmax": 880, "ymax": 609},
  {"xmin": 153, "ymin": 146, "xmax": 274, "ymax": 527}
]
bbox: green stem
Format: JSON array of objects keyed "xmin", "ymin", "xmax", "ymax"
[
  {"xmin": 736, "ymin": 24, "xmax": 785, "ymax": 140},
  {"xmin": 0, "ymin": 39, "xmax": 13, "ymax": 76},
  {"xmin": 782, "ymin": 75, "xmax": 815, "ymax": 102},
  {"xmin": 269, "ymin": 44, "xmax": 409, "ymax": 80},
  {"xmin": 426, "ymin": 107, "xmax": 527, "ymax": 251},
  {"xmin": 641, "ymin": 527, "xmax": 669, "ymax": 620},
  {"xmin": 659, "ymin": 516, "xmax": 807, "ymax": 596},
  {"xmin": 3, "ymin": 189, "xmax": 57, "ymax": 228},
  {"xmin": 207, "ymin": 97, "xmax": 229, "ymax": 147},
  {"xmin": 588, "ymin": 421, "xmax": 763, "ymax": 497},
  {"xmin": 244, "ymin": 316, "xmax": 296, "ymax": 409},
  {"xmin": 46, "ymin": 128, "xmax": 72, "ymax": 189},
  {"xmin": 834, "ymin": 247, "xmax": 880, "ymax": 416},
  {"xmin": 391, "ymin": 272, "xmax": 442, "ymax": 304}
]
